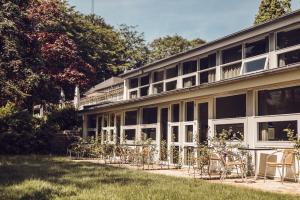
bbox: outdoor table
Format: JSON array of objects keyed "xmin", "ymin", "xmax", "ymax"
[{"xmin": 238, "ymin": 147, "xmax": 274, "ymax": 182}]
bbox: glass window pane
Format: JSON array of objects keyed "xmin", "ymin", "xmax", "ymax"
[
  {"xmin": 109, "ymin": 130, "xmax": 114, "ymax": 141},
  {"xmin": 222, "ymin": 45, "xmax": 242, "ymax": 64},
  {"xmin": 258, "ymin": 121, "xmax": 297, "ymax": 141},
  {"xmin": 216, "ymin": 94, "xmax": 246, "ymax": 119},
  {"xmin": 278, "ymin": 49, "xmax": 300, "ymax": 67},
  {"xmin": 258, "ymin": 85, "xmax": 300, "ymax": 116},
  {"xmin": 140, "ymin": 86, "xmax": 149, "ymax": 97},
  {"xmin": 87, "ymin": 115, "xmax": 97, "ymax": 128},
  {"xmin": 103, "ymin": 115, "xmax": 108, "ymax": 127},
  {"xmin": 277, "ymin": 27, "xmax": 300, "ymax": 49},
  {"xmin": 200, "ymin": 53, "xmax": 216, "ymax": 70},
  {"xmin": 172, "ymin": 104, "xmax": 180, "ymax": 122},
  {"xmin": 183, "ymin": 76, "xmax": 196, "ymax": 88},
  {"xmin": 244, "ymin": 57, "xmax": 266, "ymax": 73},
  {"xmin": 245, "ymin": 37, "xmax": 269, "ymax": 58},
  {"xmin": 171, "ymin": 146, "xmax": 180, "ymax": 164},
  {"xmin": 125, "ymin": 111, "xmax": 137, "ymax": 125},
  {"xmin": 222, "ymin": 62, "xmax": 242, "ymax": 79},
  {"xmin": 166, "ymin": 81, "xmax": 177, "ymax": 91},
  {"xmin": 110, "ymin": 113, "xmax": 115, "ymax": 127},
  {"xmin": 185, "ymin": 101, "xmax": 194, "ymax": 121},
  {"xmin": 142, "ymin": 107, "xmax": 157, "ymax": 124},
  {"xmin": 153, "ymin": 71, "xmax": 164, "ymax": 82},
  {"xmin": 130, "ymin": 91, "xmax": 138, "ymax": 99},
  {"xmin": 129, "ymin": 78, "xmax": 138, "ymax": 89},
  {"xmin": 183, "ymin": 60, "xmax": 197, "ymax": 75},
  {"xmin": 166, "ymin": 66, "xmax": 178, "ymax": 79},
  {"xmin": 153, "ymin": 83, "xmax": 163, "ymax": 94},
  {"xmin": 140, "ymin": 75, "xmax": 149, "ymax": 86},
  {"xmin": 141, "ymin": 128, "xmax": 156, "ymax": 140},
  {"xmin": 124, "ymin": 129, "xmax": 135, "ymax": 140},
  {"xmin": 185, "ymin": 125, "xmax": 193, "ymax": 142},
  {"xmin": 171, "ymin": 126, "xmax": 179, "ymax": 142},
  {"xmin": 215, "ymin": 123, "xmax": 244, "ymax": 140}
]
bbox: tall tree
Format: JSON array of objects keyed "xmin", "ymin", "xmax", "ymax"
[
  {"xmin": 148, "ymin": 35, "xmax": 205, "ymax": 63},
  {"xmin": 254, "ymin": 0, "xmax": 291, "ymax": 25}
]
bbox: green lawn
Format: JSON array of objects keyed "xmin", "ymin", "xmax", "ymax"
[{"xmin": 0, "ymin": 156, "xmax": 298, "ymax": 200}]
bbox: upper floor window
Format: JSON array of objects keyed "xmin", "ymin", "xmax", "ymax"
[
  {"xmin": 277, "ymin": 27, "xmax": 300, "ymax": 50},
  {"xmin": 258, "ymin": 85, "xmax": 300, "ymax": 116},
  {"xmin": 222, "ymin": 45, "xmax": 242, "ymax": 64},
  {"xmin": 166, "ymin": 65, "xmax": 178, "ymax": 79},
  {"xmin": 166, "ymin": 80, "xmax": 177, "ymax": 91},
  {"xmin": 140, "ymin": 75, "xmax": 149, "ymax": 86},
  {"xmin": 243, "ymin": 57, "xmax": 267, "ymax": 73},
  {"xmin": 200, "ymin": 53, "xmax": 216, "ymax": 70},
  {"xmin": 125, "ymin": 111, "xmax": 137, "ymax": 125},
  {"xmin": 130, "ymin": 91, "xmax": 138, "ymax": 99},
  {"xmin": 142, "ymin": 107, "xmax": 158, "ymax": 124},
  {"xmin": 140, "ymin": 86, "xmax": 149, "ymax": 97},
  {"xmin": 182, "ymin": 60, "xmax": 197, "ymax": 75},
  {"xmin": 129, "ymin": 78, "xmax": 138, "ymax": 89},
  {"xmin": 278, "ymin": 49, "xmax": 300, "ymax": 67},
  {"xmin": 171, "ymin": 104, "xmax": 180, "ymax": 122},
  {"xmin": 216, "ymin": 94, "xmax": 246, "ymax": 119},
  {"xmin": 245, "ymin": 37, "xmax": 269, "ymax": 58},
  {"xmin": 153, "ymin": 71, "xmax": 164, "ymax": 82},
  {"xmin": 183, "ymin": 76, "xmax": 196, "ymax": 88}
]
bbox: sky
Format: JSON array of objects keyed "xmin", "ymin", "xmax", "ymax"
[{"xmin": 67, "ymin": 0, "xmax": 300, "ymax": 43}]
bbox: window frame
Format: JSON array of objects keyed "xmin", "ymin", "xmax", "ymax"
[{"xmin": 241, "ymin": 54, "xmax": 269, "ymax": 75}]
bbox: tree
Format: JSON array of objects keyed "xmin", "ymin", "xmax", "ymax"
[
  {"xmin": 148, "ymin": 35, "xmax": 205, "ymax": 63},
  {"xmin": 254, "ymin": 0, "xmax": 291, "ymax": 25}
]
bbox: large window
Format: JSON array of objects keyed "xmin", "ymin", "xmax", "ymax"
[
  {"xmin": 222, "ymin": 45, "xmax": 242, "ymax": 64},
  {"xmin": 215, "ymin": 123, "xmax": 244, "ymax": 140},
  {"xmin": 258, "ymin": 86, "xmax": 300, "ymax": 116},
  {"xmin": 124, "ymin": 129, "xmax": 136, "ymax": 140},
  {"xmin": 200, "ymin": 53, "xmax": 216, "ymax": 70},
  {"xmin": 166, "ymin": 80, "xmax": 177, "ymax": 91},
  {"xmin": 277, "ymin": 27, "xmax": 300, "ymax": 49},
  {"xmin": 166, "ymin": 66, "xmax": 178, "ymax": 79},
  {"xmin": 140, "ymin": 75, "xmax": 149, "ymax": 86},
  {"xmin": 125, "ymin": 111, "xmax": 138, "ymax": 125},
  {"xmin": 142, "ymin": 128, "xmax": 156, "ymax": 140},
  {"xmin": 142, "ymin": 107, "xmax": 157, "ymax": 124},
  {"xmin": 185, "ymin": 101, "xmax": 194, "ymax": 121},
  {"xmin": 172, "ymin": 104, "xmax": 180, "ymax": 122},
  {"xmin": 183, "ymin": 76, "xmax": 196, "ymax": 88},
  {"xmin": 129, "ymin": 78, "xmax": 138, "ymax": 89},
  {"xmin": 153, "ymin": 71, "xmax": 164, "ymax": 82},
  {"xmin": 258, "ymin": 121, "xmax": 297, "ymax": 141},
  {"xmin": 245, "ymin": 37, "xmax": 269, "ymax": 58},
  {"xmin": 278, "ymin": 49, "xmax": 300, "ymax": 67},
  {"xmin": 216, "ymin": 94, "xmax": 246, "ymax": 119},
  {"xmin": 182, "ymin": 60, "xmax": 197, "ymax": 75}
]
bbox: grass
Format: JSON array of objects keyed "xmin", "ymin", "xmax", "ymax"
[{"xmin": 0, "ymin": 156, "xmax": 298, "ymax": 200}]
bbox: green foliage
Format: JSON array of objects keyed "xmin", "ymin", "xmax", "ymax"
[
  {"xmin": 254, "ymin": 0, "xmax": 291, "ymax": 24},
  {"xmin": 148, "ymin": 35, "xmax": 205, "ymax": 62}
]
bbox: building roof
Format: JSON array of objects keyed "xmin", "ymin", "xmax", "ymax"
[
  {"xmin": 85, "ymin": 77, "xmax": 123, "ymax": 95},
  {"xmin": 120, "ymin": 9, "xmax": 300, "ymax": 78}
]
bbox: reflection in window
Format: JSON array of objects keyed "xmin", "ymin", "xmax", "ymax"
[
  {"xmin": 222, "ymin": 45, "xmax": 242, "ymax": 64},
  {"xmin": 278, "ymin": 49, "xmax": 300, "ymax": 67},
  {"xmin": 258, "ymin": 86, "xmax": 300, "ymax": 116},
  {"xmin": 277, "ymin": 27, "xmax": 300, "ymax": 49},
  {"xmin": 183, "ymin": 76, "xmax": 196, "ymax": 88},
  {"xmin": 258, "ymin": 121, "xmax": 297, "ymax": 141},
  {"xmin": 153, "ymin": 83, "xmax": 163, "ymax": 94},
  {"xmin": 182, "ymin": 60, "xmax": 197, "ymax": 75},
  {"xmin": 243, "ymin": 57, "xmax": 267, "ymax": 73},
  {"xmin": 142, "ymin": 107, "xmax": 157, "ymax": 124},
  {"xmin": 140, "ymin": 86, "xmax": 149, "ymax": 97},
  {"xmin": 153, "ymin": 71, "xmax": 164, "ymax": 82},
  {"xmin": 215, "ymin": 123, "xmax": 244, "ymax": 140},
  {"xmin": 142, "ymin": 128, "xmax": 156, "ymax": 140},
  {"xmin": 166, "ymin": 66, "xmax": 178, "ymax": 79},
  {"xmin": 200, "ymin": 53, "xmax": 216, "ymax": 70},
  {"xmin": 216, "ymin": 94, "xmax": 246, "ymax": 119},
  {"xmin": 129, "ymin": 78, "xmax": 138, "ymax": 89},
  {"xmin": 185, "ymin": 125, "xmax": 193, "ymax": 142},
  {"xmin": 185, "ymin": 101, "xmax": 194, "ymax": 121},
  {"xmin": 245, "ymin": 37, "xmax": 269, "ymax": 58},
  {"xmin": 171, "ymin": 126, "xmax": 179, "ymax": 142},
  {"xmin": 166, "ymin": 80, "xmax": 177, "ymax": 91},
  {"xmin": 124, "ymin": 129, "xmax": 136, "ymax": 140},
  {"xmin": 140, "ymin": 75, "xmax": 149, "ymax": 86},
  {"xmin": 125, "ymin": 111, "xmax": 137, "ymax": 125},
  {"xmin": 172, "ymin": 104, "xmax": 180, "ymax": 122}
]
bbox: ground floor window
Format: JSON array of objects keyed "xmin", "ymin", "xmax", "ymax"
[
  {"xmin": 171, "ymin": 126, "xmax": 179, "ymax": 142},
  {"xmin": 171, "ymin": 146, "xmax": 180, "ymax": 164},
  {"xmin": 215, "ymin": 123, "xmax": 244, "ymax": 140},
  {"xmin": 124, "ymin": 129, "xmax": 136, "ymax": 141},
  {"xmin": 141, "ymin": 128, "xmax": 156, "ymax": 140},
  {"xmin": 258, "ymin": 120, "xmax": 298, "ymax": 141},
  {"xmin": 185, "ymin": 125, "xmax": 193, "ymax": 142},
  {"xmin": 184, "ymin": 146, "xmax": 194, "ymax": 165}
]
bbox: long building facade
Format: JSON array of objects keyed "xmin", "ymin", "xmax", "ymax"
[{"xmin": 78, "ymin": 11, "xmax": 300, "ymax": 165}]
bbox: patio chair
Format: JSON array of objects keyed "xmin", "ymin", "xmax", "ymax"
[{"xmin": 264, "ymin": 149, "xmax": 297, "ymax": 183}]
